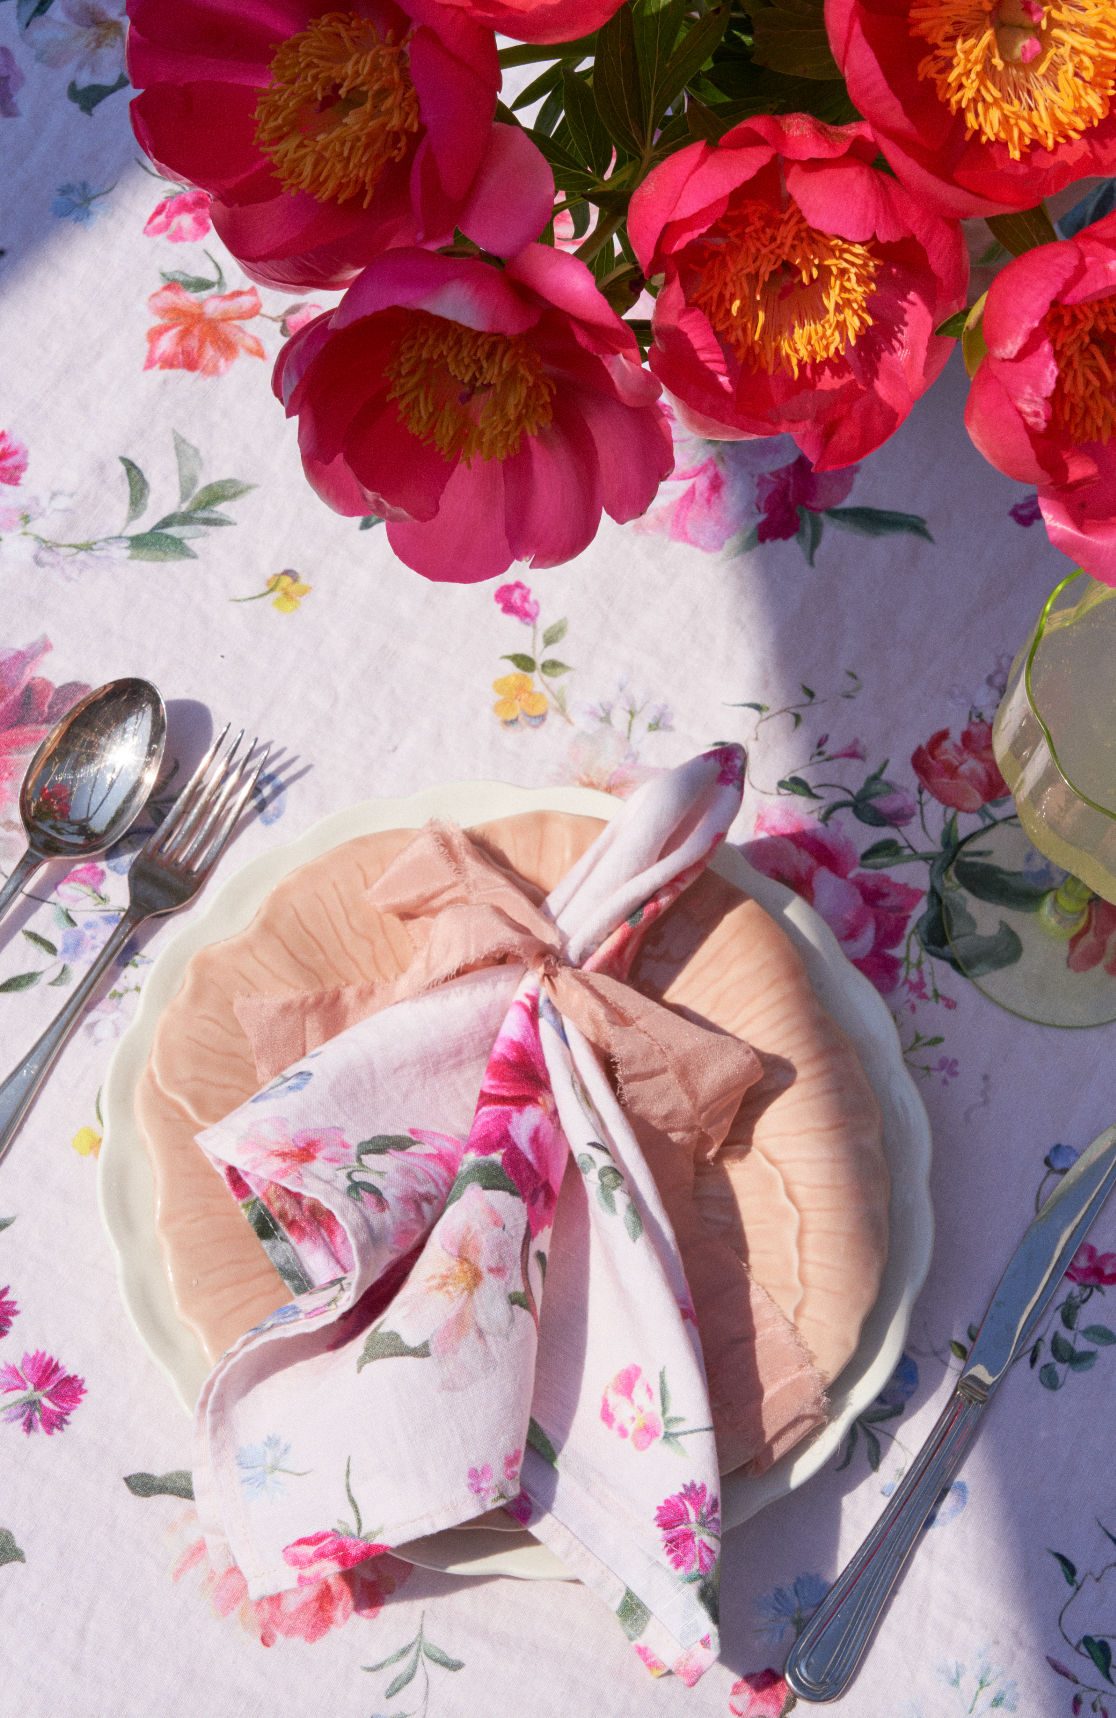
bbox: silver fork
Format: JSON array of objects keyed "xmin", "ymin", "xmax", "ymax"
[{"xmin": 0, "ymin": 725, "xmax": 269, "ymax": 1165}]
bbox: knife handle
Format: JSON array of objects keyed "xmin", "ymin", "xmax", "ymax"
[{"xmin": 784, "ymin": 1387, "xmax": 985, "ymax": 1704}]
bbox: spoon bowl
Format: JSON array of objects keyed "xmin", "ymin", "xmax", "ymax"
[{"xmin": 0, "ymin": 679, "xmax": 167, "ymax": 924}]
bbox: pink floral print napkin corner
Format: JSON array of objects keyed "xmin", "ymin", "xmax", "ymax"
[{"xmin": 189, "ymin": 747, "xmax": 820, "ymax": 1685}]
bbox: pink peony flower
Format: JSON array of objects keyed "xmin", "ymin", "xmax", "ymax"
[
  {"xmin": 729, "ymin": 1667, "xmax": 795, "ymax": 1717},
  {"xmin": 143, "ymin": 188, "xmax": 212, "ymax": 243},
  {"xmin": 494, "ymin": 580, "xmax": 539, "ymax": 624},
  {"xmin": 654, "ymin": 1480, "xmax": 720, "ymax": 1576},
  {"xmin": 628, "ymin": 112, "xmax": 967, "ymax": 469},
  {"xmin": 274, "ymin": 244, "xmax": 672, "ymax": 582},
  {"xmin": 826, "ymin": 0, "xmax": 1116, "ymax": 218},
  {"xmin": 282, "ymin": 1530, "xmax": 388, "ymax": 1584},
  {"xmin": 126, "ymin": 0, "xmax": 553, "ymax": 291},
  {"xmin": 1066, "ymin": 1242, "xmax": 1116, "ymax": 1286},
  {"xmin": 144, "ymin": 283, "xmax": 266, "ymax": 377},
  {"xmin": 0, "ymin": 430, "xmax": 27, "ymax": 486},
  {"xmin": 600, "ymin": 1364, "xmax": 663, "ymax": 1450},
  {"xmin": 963, "ymin": 211, "xmax": 1116, "ymax": 583},
  {"xmin": 468, "ymin": 988, "xmax": 567, "ymax": 1237},
  {"xmin": 744, "ymin": 807, "xmax": 924, "ymax": 994},
  {"xmin": 0, "ymin": 1350, "xmax": 86, "ymax": 1435},
  {"xmin": 0, "ymin": 1286, "xmax": 16, "ymax": 1339},
  {"xmin": 910, "ymin": 721, "xmax": 1009, "ymax": 812}
]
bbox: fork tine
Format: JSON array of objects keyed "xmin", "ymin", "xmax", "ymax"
[
  {"xmin": 178, "ymin": 739, "xmax": 258, "ymax": 868},
  {"xmin": 166, "ymin": 730, "xmax": 244, "ymax": 857},
  {"xmin": 190, "ymin": 746, "xmax": 270, "ymax": 877},
  {"xmin": 148, "ymin": 723, "xmax": 231, "ymax": 854}
]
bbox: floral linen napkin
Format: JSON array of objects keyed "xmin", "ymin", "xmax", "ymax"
[{"xmin": 190, "ymin": 747, "xmax": 823, "ymax": 1684}]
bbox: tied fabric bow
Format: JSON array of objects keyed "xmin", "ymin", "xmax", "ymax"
[{"xmin": 191, "ymin": 748, "xmax": 826, "ymax": 1684}]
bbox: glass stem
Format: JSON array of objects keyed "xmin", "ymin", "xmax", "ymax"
[{"xmin": 1039, "ymin": 873, "xmax": 1095, "ymax": 938}]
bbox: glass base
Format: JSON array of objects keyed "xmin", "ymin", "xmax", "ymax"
[{"xmin": 942, "ymin": 819, "xmax": 1116, "ymax": 1028}]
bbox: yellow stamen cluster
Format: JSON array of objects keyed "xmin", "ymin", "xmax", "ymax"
[
  {"xmin": 386, "ymin": 310, "xmax": 556, "ymax": 465},
  {"xmin": 1046, "ymin": 293, "xmax": 1116, "ymax": 444},
  {"xmin": 910, "ymin": 0, "xmax": 1116, "ymax": 158},
  {"xmin": 255, "ymin": 11, "xmax": 420, "ymax": 207},
  {"xmin": 691, "ymin": 199, "xmax": 879, "ymax": 379}
]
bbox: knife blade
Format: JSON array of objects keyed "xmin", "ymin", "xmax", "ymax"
[{"xmin": 784, "ymin": 1120, "xmax": 1116, "ymax": 1705}]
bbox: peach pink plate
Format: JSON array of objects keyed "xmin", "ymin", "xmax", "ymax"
[{"xmin": 98, "ymin": 781, "xmax": 932, "ymax": 1582}]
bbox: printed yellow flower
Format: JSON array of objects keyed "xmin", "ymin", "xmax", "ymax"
[
  {"xmin": 71, "ymin": 1126, "xmax": 101, "ymax": 1158},
  {"xmin": 492, "ymin": 673, "xmax": 547, "ymax": 729},
  {"xmin": 267, "ymin": 572, "xmax": 312, "ymax": 613}
]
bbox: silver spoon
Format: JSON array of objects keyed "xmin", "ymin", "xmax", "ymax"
[{"xmin": 0, "ymin": 678, "xmax": 167, "ymax": 926}]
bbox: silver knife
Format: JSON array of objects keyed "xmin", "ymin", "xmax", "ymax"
[{"xmin": 785, "ymin": 1121, "xmax": 1116, "ymax": 1704}]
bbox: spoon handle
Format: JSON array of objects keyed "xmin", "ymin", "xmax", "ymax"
[
  {"xmin": 0, "ymin": 907, "xmax": 147, "ymax": 1164},
  {"xmin": 0, "ymin": 850, "xmax": 43, "ymax": 927}
]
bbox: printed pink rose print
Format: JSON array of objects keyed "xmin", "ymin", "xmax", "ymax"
[
  {"xmin": 282, "ymin": 1530, "xmax": 388, "ymax": 1585},
  {"xmin": 1, "ymin": 1350, "xmax": 85, "ymax": 1434},
  {"xmin": 655, "ymin": 1480, "xmax": 720, "ymax": 1577},
  {"xmin": 729, "ymin": 1668, "xmax": 796, "ymax": 1717}
]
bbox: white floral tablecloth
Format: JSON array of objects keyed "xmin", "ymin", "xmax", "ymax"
[{"xmin": 4, "ymin": 9, "xmax": 1116, "ymax": 1717}]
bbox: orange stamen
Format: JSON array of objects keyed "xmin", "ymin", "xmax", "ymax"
[
  {"xmin": 910, "ymin": 0, "xmax": 1116, "ymax": 158},
  {"xmin": 690, "ymin": 199, "xmax": 879, "ymax": 379},
  {"xmin": 255, "ymin": 11, "xmax": 420, "ymax": 207},
  {"xmin": 1046, "ymin": 293, "xmax": 1116, "ymax": 444},
  {"xmin": 386, "ymin": 310, "xmax": 555, "ymax": 465}
]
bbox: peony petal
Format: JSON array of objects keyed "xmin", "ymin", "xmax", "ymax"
[
  {"xmin": 343, "ymin": 396, "xmax": 454, "ymax": 522},
  {"xmin": 335, "ymin": 249, "xmax": 540, "ymax": 336},
  {"xmin": 574, "ymin": 389, "xmax": 673, "ymax": 522},
  {"xmin": 387, "ymin": 457, "xmax": 513, "ymax": 581},
  {"xmin": 502, "ymin": 392, "xmax": 602, "ymax": 566},
  {"xmin": 982, "ymin": 242, "xmax": 1081, "ymax": 358},
  {"xmin": 408, "ymin": 28, "xmax": 496, "ymax": 200},
  {"xmin": 130, "ymin": 82, "xmax": 275, "ymax": 197},
  {"xmin": 457, "ymin": 125, "xmax": 554, "ymax": 258}
]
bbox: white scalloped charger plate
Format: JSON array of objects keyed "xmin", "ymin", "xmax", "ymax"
[{"xmin": 99, "ymin": 780, "xmax": 932, "ymax": 1581}]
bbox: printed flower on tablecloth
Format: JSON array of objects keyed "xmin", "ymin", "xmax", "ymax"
[
  {"xmin": 0, "ymin": 1350, "xmax": 86, "ymax": 1435},
  {"xmin": 495, "ymin": 581, "xmax": 539, "ymax": 624},
  {"xmin": 25, "ymin": 0, "xmax": 127, "ymax": 85},
  {"xmin": 467, "ymin": 1447, "xmax": 522, "ymax": 1507},
  {"xmin": 0, "ymin": 638, "xmax": 90, "ymax": 868},
  {"xmin": 273, "ymin": 245, "xmax": 672, "ymax": 583},
  {"xmin": 1066, "ymin": 1243, "xmax": 1116, "ymax": 1287},
  {"xmin": 827, "ymin": 0, "xmax": 1116, "ymax": 217},
  {"xmin": 144, "ymin": 189, "xmax": 212, "ymax": 244},
  {"xmin": 628, "ymin": 113, "xmax": 967, "ymax": 469},
  {"xmin": 553, "ymin": 725, "xmax": 659, "ymax": 799},
  {"xmin": 755, "ymin": 1571, "xmax": 829, "ymax": 1642},
  {"xmin": 654, "ymin": 1480, "xmax": 720, "ymax": 1576},
  {"xmin": 127, "ymin": 0, "xmax": 552, "ymax": 291},
  {"xmin": 0, "ymin": 46, "xmax": 24, "ymax": 118},
  {"xmin": 144, "ymin": 283, "xmax": 266, "ymax": 377},
  {"xmin": 0, "ymin": 433, "xmax": 27, "ymax": 487},
  {"xmin": 729, "ymin": 1668, "xmax": 795, "ymax": 1717},
  {"xmin": 169, "ymin": 1508, "xmax": 410, "ymax": 1644},
  {"xmin": 493, "ymin": 673, "xmax": 548, "ymax": 730},
  {"xmin": 387, "ymin": 1182, "xmax": 520, "ymax": 1389},
  {"xmin": 282, "ymin": 1529, "xmax": 388, "ymax": 1584},
  {"xmin": 600, "ymin": 1364, "xmax": 663, "ymax": 1450},
  {"xmin": 911, "ymin": 721, "xmax": 1009, "ymax": 812},
  {"xmin": 469, "ymin": 988, "xmax": 567, "ymax": 1238},
  {"xmin": 963, "ymin": 210, "xmax": 1116, "ymax": 583},
  {"xmin": 51, "ymin": 182, "xmax": 114, "ymax": 226},
  {"xmin": 744, "ymin": 808, "xmax": 924, "ymax": 995},
  {"xmin": 0, "ymin": 1287, "xmax": 17, "ymax": 1339}
]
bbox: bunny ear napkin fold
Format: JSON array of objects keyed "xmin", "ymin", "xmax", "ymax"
[{"xmin": 190, "ymin": 748, "xmax": 827, "ymax": 1686}]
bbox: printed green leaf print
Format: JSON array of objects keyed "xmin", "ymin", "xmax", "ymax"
[
  {"xmin": 0, "ymin": 1528, "xmax": 26, "ymax": 1567},
  {"xmin": 364, "ymin": 1614, "xmax": 464, "ymax": 1714},
  {"xmin": 124, "ymin": 1470, "xmax": 195, "ymax": 1500},
  {"xmin": 357, "ymin": 1329, "xmax": 432, "ymax": 1370}
]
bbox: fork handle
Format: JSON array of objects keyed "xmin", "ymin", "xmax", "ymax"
[
  {"xmin": 0, "ymin": 906, "xmax": 148, "ymax": 1164},
  {"xmin": 783, "ymin": 1387, "xmax": 986, "ymax": 1703},
  {"xmin": 0, "ymin": 849, "xmax": 44, "ymax": 928}
]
